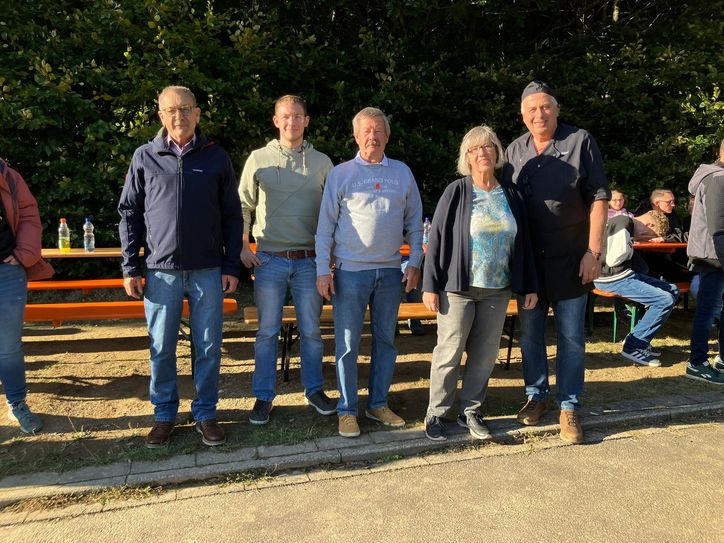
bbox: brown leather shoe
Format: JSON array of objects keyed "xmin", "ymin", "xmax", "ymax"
[
  {"xmin": 516, "ymin": 399, "xmax": 547, "ymax": 426},
  {"xmin": 196, "ymin": 420, "xmax": 226, "ymax": 446},
  {"xmin": 146, "ymin": 421, "xmax": 175, "ymax": 449},
  {"xmin": 559, "ymin": 410, "xmax": 583, "ymax": 444}
]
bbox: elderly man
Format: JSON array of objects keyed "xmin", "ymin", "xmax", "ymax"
[
  {"xmin": 686, "ymin": 138, "xmax": 724, "ymax": 384},
  {"xmin": 119, "ymin": 86, "xmax": 242, "ymax": 448},
  {"xmin": 239, "ymin": 95, "xmax": 335, "ymax": 424},
  {"xmin": 503, "ymin": 81, "xmax": 610, "ymax": 444},
  {"xmin": 315, "ymin": 107, "xmax": 424, "ymax": 438}
]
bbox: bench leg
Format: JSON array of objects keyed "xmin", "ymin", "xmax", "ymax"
[
  {"xmin": 504, "ymin": 314, "xmax": 516, "ymax": 370},
  {"xmin": 279, "ymin": 323, "xmax": 296, "ymax": 383}
]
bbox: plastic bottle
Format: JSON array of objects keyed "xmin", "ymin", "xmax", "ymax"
[
  {"xmin": 83, "ymin": 218, "xmax": 95, "ymax": 253},
  {"xmin": 422, "ymin": 217, "xmax": 431, "ymax": 246},
  {"xmin": 58, "ymin": 218, "xmax": 71, "ymax": 252}
]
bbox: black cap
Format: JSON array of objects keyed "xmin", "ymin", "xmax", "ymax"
[{"xmin": 521, "ymin": 80, "xmax": 556, "ymax": 101}]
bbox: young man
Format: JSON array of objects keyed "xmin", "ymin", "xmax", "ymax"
[
  {"xmin": 239, "ymin": 95, "xmax": 335, "ymax": 424},
  {"xmin": 595, "ymin": 214, "xmax": 679, "ymax": 366},
  {"xmin": 119, "ymin": 86, "xmax": 242, "ymax": 448}
]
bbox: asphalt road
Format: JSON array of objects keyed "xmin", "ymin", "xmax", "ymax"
[{"xmin": 3, "ymin": 421, "xmax": 722, "ymax": 543}]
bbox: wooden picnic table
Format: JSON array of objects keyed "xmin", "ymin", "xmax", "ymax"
[{"xmin": 632, "ymin": 241, "xmax": 687, "ymax": 253}]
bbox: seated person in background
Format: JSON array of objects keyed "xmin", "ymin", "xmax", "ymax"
[
  {"xmin": 608, "ymin": 189, "xmax": 634, "ymax": 219},
  {"xmin": 650, "ymin": 188, "xmax": 685, "ymax": 241},
  {"xmin": 595, "ymin": 214, "xmax": 679, "ymax": 366},
  {"xmin": 633, "ymin": 209, "xmax": 669, "ymax": 242}
]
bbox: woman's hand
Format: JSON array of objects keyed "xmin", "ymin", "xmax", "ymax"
[
  {"xmin": 522, "ymin": 292, "xmax": 538, "ymax": 310},
  {"xmin": 422, "ymin": 291, "xmax": 439, "ymax": 313},
  {"xmin": 3, "ymin": 255, "xmax": 19, "ymax": 265}
]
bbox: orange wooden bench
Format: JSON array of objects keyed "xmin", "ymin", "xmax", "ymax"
[
  {"xmin": 25, "ymin": 298, "xmax": 238, "ymax": 327},
  {"xmin": 243, "ymin": 300, "xmax": 519, "ymax": 381},
  {"xmin": 28, "ymin": 278, "xmax": 127, "ymax": 293}
]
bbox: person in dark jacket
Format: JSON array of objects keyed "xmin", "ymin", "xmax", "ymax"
[
  {"xmin": 0, "ymin": 159, "xmax": 53, "ymax": 434},
  {"xmin": 594, "ymin": 215, "xmax": 679, "ymax": 367},
  {"xmin": 422, "ymin": 125, "xmax": 538, "ymax": 442},
  {"xmin": 118, "ymin": 86, "xmax": 242, "ymax": 448},
  {"xmin": 685, "ymin": 139, "xmax": 724, "ymax": 384}
]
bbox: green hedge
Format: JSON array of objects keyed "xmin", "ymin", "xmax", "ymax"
[{"xmin": 2, "ymin": 0, "xmax": 721, "ymax": 276}]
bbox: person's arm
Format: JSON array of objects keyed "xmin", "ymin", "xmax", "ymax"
[
  {"xmin": 5, "ymin": 165, "xmax": 42, "ymax": 268},
  {"xmin": 118, "ymin": 151, "xmax": 147, "ymax": 279},
  {"xmin": 579, "ymin": 199, "xmax": 607, "ymax": 284},
  {"xmin": 315, "ymin": 170, "xmax": 340, "ymax": 300},
  {"xmin": 705, "ymin": 174, "xmax": 724, "ymax": 265},
  {"xmin": 238, "ymin": 153, "xmax": 260, "ymax": 268},
  {"xmin": 403, "ymin": 169, "xmax": 424, "ymax": 269}
]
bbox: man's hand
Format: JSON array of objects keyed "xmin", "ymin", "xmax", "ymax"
[
  {"xmin": 240, "ymin": 245, "xmax": 260, "ymax": 268},
  {"xmin": 123, "ymin": 276, "xmax": 144, "ymax": 299},
  {"xmin": 402, "ymin": 265, "xmax": 420, "ymax": 293},
  {"xmin": 522, "ymin": 292, "xmax": 538, "ymax": 310},
  {"xmin": 316, "ymin": 274, "xmax": 335, "ymax": 301},
  {"xmin": 422, "ymin": 291, "xmax": 439, "ymax": 313},
  {"xmin": 3, "ymin": 255, "xmax": 19, "ymax": 265},
  {"xmin": 578, "ymin": 251, "xmax": 601, "ymax": 284},
  {"xmin": 222, "ymin": 274, "xmax": 239, "ymax": 294}
]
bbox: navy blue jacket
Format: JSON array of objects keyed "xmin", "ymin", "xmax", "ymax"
[
  {"xmin": 118, "ymin": 129, "xmax": 242, "ymax": 277},
  {"xmin": 422, "ymin": 176, "xmax": 538, "ymax": 296}
]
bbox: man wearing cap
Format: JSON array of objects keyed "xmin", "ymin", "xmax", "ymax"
[{"xmin": 503, "ymin": 81, "xmax": 610, "ymax": 444}]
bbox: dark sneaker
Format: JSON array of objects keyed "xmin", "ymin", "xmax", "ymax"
[
  {"xmin": 559, "ymin": 410, "xmax": 583, "ymax": 444},
  {"xmin": 457, "ymin": 412, "xmax": 491, "ymax": 440},
  {"xmin": 195, "ymin": 420, "xmax": 226, "ymax": 446},
  {"xmin": 648, "ymin": 345, "xmax": 662, "ymax": 357},
  {"xmin": 146, "ymin": 421, "xmax": 175, "ymax": 448},
  {"xmin": 249, "ymin": 399, "xmax": 273, "ymax": 425},
  {"xmin": 8, "ymin": 401, "xmax": 43, "ymax": 434},
  {"xmin": 622, "ymin": 344, "xmax": 661, "ymax": 367},
  {"xmin": 686, "ymin": 362, "xmax": 724, "ymax": 385},
  {"xmin": 714, "ymin": 356, "xmax": 723, "ymax": 372},
  {"xmin": 408, "ymin": 319, "xmax": 426, "ymax": 336},
  {"xmin": 424, "ymin": 415, "xmax": 447, "ymax": 441},
  {"xmin": 516, "ymin": 398, "xmax": 547, "ymax": 426},
  {"xmin": 305, "ymin": 390, "xmax": 337, "ymax": 415}
]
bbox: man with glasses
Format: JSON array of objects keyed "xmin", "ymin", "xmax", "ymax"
[
  {"xmin": 239, "ymin": 95, "xmax": 335, "ymax": 425},
  {"xmin": 503, "ymin": 81, "xmax": 610, "ymax": 444},
  {"xmin": 650, "ymin": 188, "xmax": 685, "ymax": 240},
  {"xmin": 119, "ymin": 85, "xmax": 242, "ymax": 448}
]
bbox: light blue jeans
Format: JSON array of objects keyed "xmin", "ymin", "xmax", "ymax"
[
  {"xmin": 252, "ymin": 253, "xmax": 323, "ymax": 401},
  {"xmin": 144, "ymin": 268, "xmax": 223, "ymax": 422},
  {"xmin": 0, "ymin": 263, "xmax": 28, "ymax": 405},
  {"xmin": 333, "ymin": 268, "xmax": 402, "ymax": 416},
  {"xmin": 518, "ymin": 293, "xmax": 588, "ymax": 411},
  {"xmin": 594, "ymin": 273, "xmax": 679, "ymax": 349}
]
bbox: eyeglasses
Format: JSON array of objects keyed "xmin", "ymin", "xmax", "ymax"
[
  {"xmin": 468, "ymin": 143, "xmax": 496, "ymax": 154},
  {"xmin": 658, "ymin": 199, "xmax": 676, "ymax": 205},
  {"xmin": 160, "ymin": 105, "xmax": 196, "ymax": 117},
  {"xmin": 278, "ymin": 114, "xmax": 306, "ymax": 122}
]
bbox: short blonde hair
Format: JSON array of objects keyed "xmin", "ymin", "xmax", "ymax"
[
  {"xmin": 648, "ymin": 210, "xmax": 670, "ymax": 237},
  {"xmin": 352, "ymin": 107, "xmax": 390, "ymax": 137},
  {"xmin": 457, "ymin": 125, "xmax": 505, "ymax": 175},
  {"xmin": 275, "ymin": 95, "xmax": 307, "ymax": 115}
]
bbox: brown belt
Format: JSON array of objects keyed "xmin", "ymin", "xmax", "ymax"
[{"xmin": 265, "ymin": 250, "xmax": 316, "ymax": 260}]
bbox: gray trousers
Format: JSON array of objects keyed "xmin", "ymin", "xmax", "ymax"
[{"xmin": 426, "ymin": 287, "xmax": 511, "ymax": 418}]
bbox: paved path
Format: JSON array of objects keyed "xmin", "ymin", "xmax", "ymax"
[{"xmin": 2, "ymin": 420, "xmax": 722, "ymax": 542}]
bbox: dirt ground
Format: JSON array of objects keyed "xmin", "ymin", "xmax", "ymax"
[{"xmin": 0, "ymin": 297, "xmax": 714, "ymax": 477}]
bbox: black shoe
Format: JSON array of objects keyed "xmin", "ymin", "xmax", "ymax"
[
  {"xmin": 249, "ymin": 399, "xmax": 273, "ymax": 425},
  {"xmin": 457, "ymin": 412, "xmax": 491, "ymax": 440},
  {"xmin": 305, "ymin": 390, "xmax": 337, "ymax": 415},
  {"xmin": 425, "ymin": 415, "xmax": 447, "ymax": 441},
  {"xmin": 408, "ymin": 319, "xmax": 426, "ymax": 336}
]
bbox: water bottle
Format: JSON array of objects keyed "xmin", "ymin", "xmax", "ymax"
[
  {"xmin": 83, "ymin": 218, "xmax": 95, "ymax": 252},
  {"xmin": 422, "ymin": 217, "xmax": 431, "ymax": 246},
  {"xmin": 58, "ymin": 218, "xmax": 71, "ymax": 252}
]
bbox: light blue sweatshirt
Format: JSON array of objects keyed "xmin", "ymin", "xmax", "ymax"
[{"xmin": 315, "ymin": 153, "xmax": 424, "ymax": 274}]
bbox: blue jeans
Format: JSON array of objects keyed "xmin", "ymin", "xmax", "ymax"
[
  {"xmin": 518, "ymin": 293, "xmax": 588, "ymax": 411},
  {"xmin": 594, "ymin": 274, "xmax": 679, "ymax": 349},
  {"xmin": 144, "ymin": 268, "xmax": 223, "ymax": 422},
  {"xmin": 690, "ymin": 269, "xmax": 724, "ymax": 365},
  {"xmin": 252, "ymin": 253, "xmax": 323, "ymax": 401},
  {"xmin": 0, "ymin": 263, "xmax": 28, "ymax": 405},
  {"xmin": 333, "ymin": 268, "xmax": 402, "ymax": 416}
]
